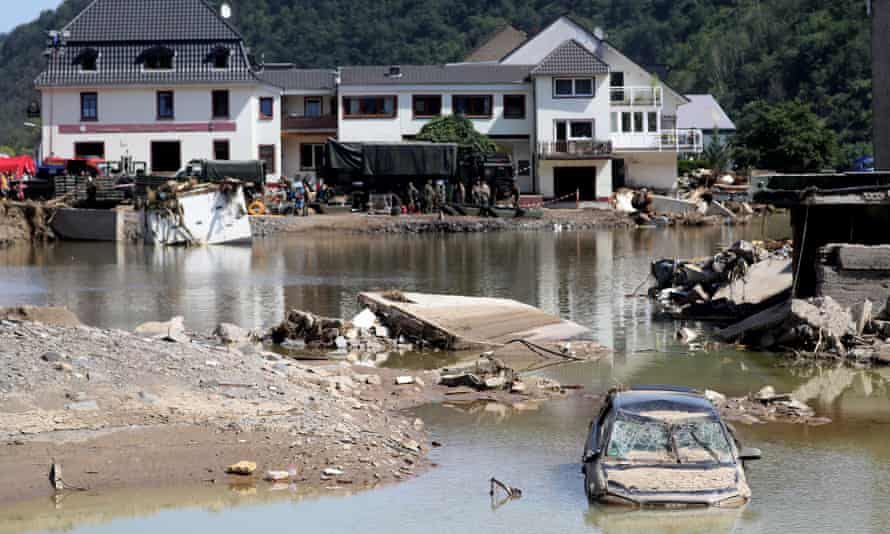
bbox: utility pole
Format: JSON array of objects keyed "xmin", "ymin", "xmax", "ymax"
[{"xmin": 874, "ymin": 0, "xmax": 890, "ymax": 169}]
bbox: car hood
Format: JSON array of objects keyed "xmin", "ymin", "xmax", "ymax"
[{"xmin": 601, "ymin": 463, "xmax": 748, "ymax": 506}]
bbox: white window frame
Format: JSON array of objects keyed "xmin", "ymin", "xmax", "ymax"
[
  {"xmin": 553, "ymin": 78, "xmax": 595, "ymax": 98},
  {"xmin": 300, "ymin": 143, "xmax": 324, "ymax": 170},
  {"xmin": 555, "ymin": 119, "xmax": 596, "ymax": 140}
]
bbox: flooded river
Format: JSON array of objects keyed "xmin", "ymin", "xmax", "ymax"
[{"xmin": 3, "ymin": 218, "xmax": 890, "ymax": 533}]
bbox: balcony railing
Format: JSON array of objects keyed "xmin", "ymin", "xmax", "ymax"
[
  {"xmin": 610, "ymin": 86, "xmax": 663, "ymax": 107},
  {"xmin": 538, "ymin": 140, "xmax": 613, "ymax": 160},
  {"xmin": 281, "ymin": 115, "xmax": 337, "ymax": 132},
  {"xmin": 611, "ymin": 129, "xmax": 703, "ymax": 153}
]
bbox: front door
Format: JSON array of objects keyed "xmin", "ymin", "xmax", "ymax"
[
  {"xmin": 74, "ymin": 142, "xmax": 105, "ymax": 159},
  {"xmin": 554, "ymin": 166, "xmax": 597, "ymax": 201},
  {"xmin": 612, "ymin": 159, "xmax": 626, "ymax": 190},
  {"xmin": 151, "ymin": 141, "xmax": 182, "ymax": 174}
]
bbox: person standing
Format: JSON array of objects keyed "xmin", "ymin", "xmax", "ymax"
[
  {"xmin": 407, "ymin": 182, "xmax": 419, "ymax": 213},
  {"xmin": 423, "ymin": 179, "xmax": 435, "ymax": 214},
  {"xmin": 455, "ymin": 181, "xmax": 466, "ymax": 205},
  {"xmin": 480, "ymin": 180, "xmax": 491, "ymax": 207},
  {"xmin": 0, "ymin": 173, "xmax": 9, "ymax": 200},
  {"xmin": 511, "ymin": 181, "xmax": 521, "ymax": 209}
]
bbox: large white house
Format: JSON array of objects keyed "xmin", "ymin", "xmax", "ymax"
[{"xmin": 36, "ymin": 0, "xmax": 702, "ymax": 199}]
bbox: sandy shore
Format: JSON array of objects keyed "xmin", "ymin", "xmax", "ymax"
[{"xmin": 0, "ymin": 315, "xmax": 598, "ymax": 505}]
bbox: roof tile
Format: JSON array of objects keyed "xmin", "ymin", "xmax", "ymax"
[{"xmin": 531, "ymin": 40, "xmax": 609, "ymax": 76}]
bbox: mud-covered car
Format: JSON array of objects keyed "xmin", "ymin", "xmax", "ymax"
[{"xmin": 582, "ymin": 385, "xmax": 761, "ymax": 508}]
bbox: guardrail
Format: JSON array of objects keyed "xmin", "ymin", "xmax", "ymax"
[
  {"xmin": 610, "ymin": 86, "xmax": 663, "ymax": 107},
  {"xmin": 537, "ymin": 140, "xmax": 613, "ymax": 159},
  {"xmin": 281, "ymin": 115, "xmax": 337, "ymax": 132},
  {"xmin": 611, "ymin": 129, "xmax": 703, "ymax": 153}
]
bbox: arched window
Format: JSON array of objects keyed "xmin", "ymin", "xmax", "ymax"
[
  {"xmin": 138, "ymin": 45, "xmax": 175, "ymax": 70},
  {"xmin": 205, "ymin": 46, "xmax": 231, "ymax": 69},
  {"xmin": 74, "ymin": 48, "xmax": 99, "ymax": 71}
]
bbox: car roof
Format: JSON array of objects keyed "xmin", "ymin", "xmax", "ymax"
[{"xmin": 611, "ymin": 388, "xmax": 718, "ymax": 417}]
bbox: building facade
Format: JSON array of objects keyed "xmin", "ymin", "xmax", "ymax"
[{"xmin": 36, "ymin": 1, "xmax": 702, "ymax": 197}]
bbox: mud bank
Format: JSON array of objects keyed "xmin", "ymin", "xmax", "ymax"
[
  {"xmin": 0, "ymin": 202, "xmax": 54, "ymax": 246},
  {"xmin": 250, "ymin": 210, "xmax": 635, "ymax": 236}
]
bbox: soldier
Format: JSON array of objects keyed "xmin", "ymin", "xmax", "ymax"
[
  {"xmin": 455, "ymin": 180, "xmax": 466, "ymax": 205},
  {"xmin": 407, "ymin": 181, "xmax": 419, "ymax": 213},
  {"xmin": 511, "ymin": 181, "xmax": 521, "ymax": 209},
  {"xmin": 423, "ymin": 179, "xmax": 436, "ymax": 214},
  {"xmin": 435, "ymin": 180, "xmax": 446, "ymax": 211},
  {"xmin": 480, "ymin": 180, "xmax": 491, "ymax": 207}
]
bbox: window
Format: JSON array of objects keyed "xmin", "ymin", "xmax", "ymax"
[
  {"xmin": 621, "ymin": 112, "xmax": 632, "ymax": 132},
  {"xmin": 151, "ymin": 141, "xmax": 181, "ymax": 173},
  {"xmin": 610, "ymin": 72, "xmax": 624, "ymax": 103},
  {"xmin": 343, "ymin": 96, "xmax": 397, "ymax": 118},
  {"xmin": 213, "ymin": 140, "xmax": 230, "ymax": 161},
  {"xmin": 503, "ymin": 94, "xmax": 526, "ymax": 119},
  {"xmin": 74, "ymin": 142, "xmax": 104, "ymax": 159},
  {"xmin": 453, "ymin": 95, "xmax": 493, "ymax": 118},
  {"xmin": 570, "ymin": 121, "xmax": 593, "ymax": 139},
  {"xmin": 76, "ymin": 48, "xmax": 99, "ymax": 72},
  {"xmin": 610, "ymin": 112, "xmax": 618, "ymax": 133},
  {"xmin": 412, "ymin": 95, "xmax": 442, "ymax": 118},
  {"xmin": 207, "ymin": 47, "xmax": 230, "ymax": 69},
  {"xmin": 259, "ymin": 97, "xmax": 274, "ymax": 120},
  {"xmin": 647, "ymin": 112, "xmax": 658, "ymax": 133},
  {"xmin": 305, "ymin": 97, "xmax": 322, "ymax": 117},
  {"xmin": 634, "ymin": 112, "xmax": 644, "ymax": 132},
  {"xmin": 157, "ymin": 91, "xmax": 174, "ymax": 119},
  {"xmin": 212, "ymin": 90, "xmax": 229, "ymax": 119},
  {"xmin": 300, "ymin": 143, "xmax": 324, "ymax": 170},
  {"xmin": 553, "ymin": 78, "xmax": 595, "ymax": 98},
  {"xmin": 259, "ymin": 145, "xmax": 275, "ymax": 174},
  {"xmin": 80, "ymin": 92, "xmax": 98, "ymax": 121},
  {"xmin": 142, "ymin": 46, "xmax": 174, "ymax": 70}
]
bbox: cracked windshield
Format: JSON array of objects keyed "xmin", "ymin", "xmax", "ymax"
[{"xmin": 1, "ymin": 0, "xmax": 889, "ymax": 533}]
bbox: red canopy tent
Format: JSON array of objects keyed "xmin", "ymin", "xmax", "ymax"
[{"xmin": 0, "ymin": 156, "xmax": 37, "ymax": 178}]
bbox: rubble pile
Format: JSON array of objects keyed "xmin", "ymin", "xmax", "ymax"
[
  {"xmin": 650, "ymin": 240, "xmax": 793, "ymax": 318},
  {"xmin": 268, "ymin": 308, "xmax": 407, "ymax": 359},
  {"xmin": 717, "ymin": 295, "xmax": 890, "ymax": 366},
  {"xmin": 706, "ymin": 386, "xmax": 831, "ymax": 426},
  {"xmin": 437, "ymin": 354, "xmax": 567, "ymax": 398}
]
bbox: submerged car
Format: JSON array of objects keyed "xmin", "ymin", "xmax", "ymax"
[{"xmin": 582, "ymin": 385, "xmax": 761, "ymax": 508}]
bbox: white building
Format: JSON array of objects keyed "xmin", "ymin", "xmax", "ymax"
[
  {"xmin": 36, "ymin": 3, "xmax": 702, "ymax": 197},
  {"xmin": 35, "ymin": 0, "xmax": 283, "ymax": 178}
]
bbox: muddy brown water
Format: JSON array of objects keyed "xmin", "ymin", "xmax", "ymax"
[{"xmin": 3, "ymin": 215, "xmax": 890, "ymax": 533}]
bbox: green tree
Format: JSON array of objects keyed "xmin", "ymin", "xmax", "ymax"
[
  {"xmin": 416, "ymin": 115, "xmax": 497, "ymax": 153},
  {"xmin": 733, "ymin": 100, "xmax": 838, "ymax": 172},
  {"xmin": 701, "ymin": 132, "xmax": 731, "ymax": 176}
]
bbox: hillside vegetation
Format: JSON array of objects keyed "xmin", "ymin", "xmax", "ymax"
[{"xmin": 0, "ymin": 0, "xmax": 872, "ymax": 165}]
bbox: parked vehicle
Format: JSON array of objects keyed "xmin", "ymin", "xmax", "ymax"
[{"xmin": 582, "ymin": 385, "xmax": 761, "ymax": 508}]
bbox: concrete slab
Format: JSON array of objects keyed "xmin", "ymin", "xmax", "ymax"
[
  {"xmin": 713, "ymin": 258, "xmax": 793, "ymax": 306},
  {"xmin": 357, "ymin": 292, "xmax": 589, "ymax": 350}
]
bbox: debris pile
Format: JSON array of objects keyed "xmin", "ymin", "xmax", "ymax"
[
  {"xmin": 437, "ymin": 354, "xmax": 566, "ymax": 396},
  {"xmin": 717, "ymin": 295, "xmax": 890, "ymax": 366},
  {"xmin": 650, "ymin": 240, "xmax": 793, "ymax": 319},
  {"xmin": 707, "ymin": 386, "xmax": 831, "ymax": 425},
  {"xmin": 611, "ymin": 178, "xmax": 757, "ymax": 227},
  {"xmin": 268, "ymin": 308, "xmax": 407, "ymax": 358}
]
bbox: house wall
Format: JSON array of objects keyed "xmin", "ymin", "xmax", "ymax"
[
  {"xmin": 616, "ymin": 151, "xmax": 678, "ymax": 191},
  {"xmin": 282, "ymin": 133, "xmax": 330, "ymax": 179},
  {"xmin": 41, "ymin": 84, "xmax": 281, "ymax": 178},
  {"xmin": 337, "ymin": 85, "xmax": 533, "ymax": 142},
  {"xmin": 534, "ymin": 75, "xmax": 611, "ymax": 142}
]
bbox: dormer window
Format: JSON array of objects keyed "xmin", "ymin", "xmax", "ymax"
[
  {"xmin": 74, "ymin": 48, "xmax": 99, "ymax": 72},
  {"xmin": 205, "ymin": 46, "xmax": 230, "ymax": 69},
  {"xmin": 139, "ymin": 45, "xmax": 175, "ymax": 70}
]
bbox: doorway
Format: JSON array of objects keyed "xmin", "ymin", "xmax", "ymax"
[
  {"xmin": 74, "ymin": 142, "xmax": 105, "ymax": 159},
  {"xmin": 151, "ymin": 141, "xmax": 181, "ymax": 173},
  {"xmin": 554, "ymin": 167, "xmax": 597, "ymax": 200},
  {"xmin": 612, "ymin": 159, "xmax": 626, "ymax": 190}
]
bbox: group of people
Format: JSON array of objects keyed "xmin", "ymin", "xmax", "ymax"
[
  {"xmin": 402, "ymin": 178, "xmax": 521, "ymax": 214},
  {"xmin": 0, "ymin": 173, "xmax": 25, "ymax": 201}
]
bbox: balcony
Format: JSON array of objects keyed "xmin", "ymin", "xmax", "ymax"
[
  {"xmin": 281, "ymin": 115, "xmax": 337, "ymax": 133},
  {"xmin": 538, "ymin": 140, "xmax": 613, "ymax": 160},
  {"xmin": 611, "ymin": 129, "xmax": 703, "ymax": 153},
  {"xmin": 610, "ymin": 86, "xmax": 663, "ymax": 107}
]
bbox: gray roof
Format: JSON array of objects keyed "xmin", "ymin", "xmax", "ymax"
[
  {"xmin": 464, "ymin": 25, "xmax": 528, "ymax": 63},
  {"xmin": 531, "ymin": 40, "xmax": 609, "ymax": 76},
  {"xmin": 35, "ymin": 41, "xmax": 255, "ymax": 87},
  {"xmin": 63, "ymin": 0, "xmax": 242, "ymax": 43},
  {"xmin": 677, "ymin": 94, "xmax": 736, "ymax": 130},
  {"xmin": 340, "ymin": 64, "xmax": 532, "ymax": 86},
  {"xmin": 257, "ymin": 65, "xmax": 336, "ymax": 91}
]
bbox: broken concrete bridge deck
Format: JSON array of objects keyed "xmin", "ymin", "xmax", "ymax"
[{"xmin": 357, "ymin": 292, "xmax": 590, "ymax": 351}]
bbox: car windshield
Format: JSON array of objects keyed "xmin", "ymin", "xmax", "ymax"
[{"xmin": 606, "ymin": 413, "xmax": 734, "ymax": 464}]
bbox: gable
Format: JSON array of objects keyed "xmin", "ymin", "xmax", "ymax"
[
  {"xmin": 501, "ymin": 18, "xmax": 602, "ymax": 66},
  {"xmin": 464, "ymin": 26, "xmax": 528, "ymax": 63},
  {"xmin": 531, "ymin": 40, "xmax": 609, "ymax": 76}
]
